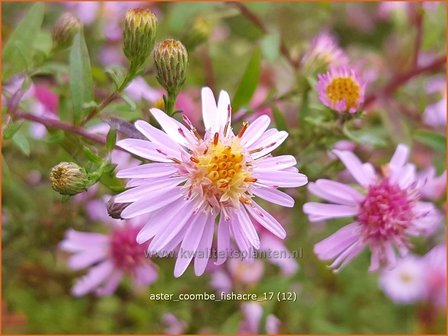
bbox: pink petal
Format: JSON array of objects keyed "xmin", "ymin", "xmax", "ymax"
[
  {"xmin": 117, "ymin": 139, "xmax": 175, "ymax": 162},
  {"xmin": 303, "ymin": 202, "xmax": 358, "ymax": 221},
  {"xmin": 150, "ymin": 108, "xmax": 196, "ymax": 146},
  {"xmin": 133, "ymin": 264, "xmax": 158, "ymax": 286},
  {"xmin": 216, "ymin": 215, "xmax": 230, "ymax": 265},
  {"xmin": 121, "ymin": 188, "xmax": 182, "ymax": 218},
  {"xmin": 250, "ymin": 130, "xmax": 288, "ymax": 159},
  {"xmin": 245, "ymin": 202, "xmax": 286, "ymax": 239},
  {"xmin": 71, "ymin": 260, "xmax": 114, "ymax": 297},
  {"xmin": 240, "ymin": 115, "xmax": 271, "ymax": 147},
  {"xmin": 235, "ymin": 207, "xmax": 260, "ymax": 249},
  {"xmin": 135, "ymin": 120, "xmax": 183, "ymax": 155},
  {"xmin": 333, "ymin": 150, "xmax": 375, "ymax": 188},
  {"xmin": 254, "ymin": 155, "xmax": 297, "ymax": 171},
  {"xmin": 314, "ymin": 223, "xmax": 362, "ymax": 260},
  {"xmin": 116, "ymin": 163, "xmax": 178, "ymax": 179},
  {"xmin": 68, "ymin": 247, "xmax": 107, "ymax": 270},
  {"xmin": 252, "ymin": 186, "xmax": 294, "ymax": 207},
  {"xmin": 217, "ymin": 90, "xmax": 231, "ymax": 132},
  {"xmin": 308, "ymin": 179, "xmax": 363, "ymax": 206},
  {"xmin": 95, "ymin": 270, "xmax": 123, "ymax": 296},
  {"xmin": 201, "ymin": 87, "xmax": 219, "ymax": 132},
  {"xmin": 194, "ymin": 215, "xmax": 215, "ymax": 276},
  {"xmin": 253, "ymin": 171, "xmax": 308, "ymax": 188},
  {"xmin": 174, "ymin": 213, "xmax": 210, "ymax": 277}
]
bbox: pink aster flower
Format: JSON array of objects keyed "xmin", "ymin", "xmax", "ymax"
[
  {"xmin": 304, "ymin": 144, "xmax": 440, "ymax": 272},
  {"xmin": 316, "ymin": 66, "xmax": 366, "ymax": 113},
  {"xmin": 422, "ymin": 243, "xmax": 446, "ymax": 308},
  {"xmin": 59, "ymin": 216, "xmax": 157, "ymax": 296},
  {"xmin": 301, "ymin": 31, "xmax": 349, "ymax": 68},
  {"xmin": 239, "ymin": 302, "xmax": 280, "ymax": 334},
  {"xmin": 114, "ymin": 87, "xmax": 308, "ymax": 277},
  {"xmin": 380, "ymin": 255, "xmax": 426, "ymax": 304}
]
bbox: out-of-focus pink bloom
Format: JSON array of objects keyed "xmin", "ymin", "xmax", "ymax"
[
  {"xmin": 304, "ymin": 144, "xmax": 440, "ymax": 272},
  {"xmin": 125, "ymin": 77, "xmax": 202, "ymax": 128},
  {"xmin": 162, "ymin": 313, "xmax": 187, "ymax": 335},
  {"xmin": 249, "ymin": 86, "xmax": 272, "ymax": 119},
  {"xmin": 378, "ymin": 1, "xmax": 439, "ymax": 20},
  {"xmin": 301, "ymin": 32, "xmax": 349, "ymax": 68},
  {"xmin": 422, "ymin": 244, "xmax": 446, "ymax": 308},
  {"xmin": 260, "ymin": 231, "xmax": 298, "ymax": 276},
  {"xmin": 239, "ymin": 303, "xmax": 280, "ymax": 334},
  {"xmin": 418, "ymin": 167, "xmax": 446, "ymax": 201},
  {"xmin": 316, "ymin": 66, "xmax": 366, "ymax": 113},
  {"xmin": 125, "ymin": 77, "xmax": 162, "ymax": 102},
  {"xmin": 423, "ymin": 97, "xmax": 446, "ymax": 130},
  {"xmin": 380, "ymin": 255, "xmax": 426, "ymax": 304},
  {"xmin": 59, "ymin": 211, "xmax": 157, "ymax": 297},
  {"xmin": 345, "ymin": 4, "xmax": 376, "ymax": 33},
  {"xmin": 64, "ymin": 2, "xmax": 144, "ymax": 40}
]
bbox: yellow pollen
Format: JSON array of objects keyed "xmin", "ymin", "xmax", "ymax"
[
  {"xmin": 194, "ymin": 139, "xmax": 255, "ymax": 196},
  {"xmin": 325, "ymin": 77, "xmax": 360, "ymax": 110}
]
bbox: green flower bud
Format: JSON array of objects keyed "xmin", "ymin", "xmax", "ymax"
[
  {"xmin": 107, "ymin": 196, "xmax": 130, "ymax": 219},
  {"xmin": 123, "ymin": 8, "xmax": 158, "ymax": 70},
  {"xmin": 52, "ymin": 12, "xmax": 82, "ymax": 50},
  {"xmin": 50, "ymin": 162, "xmax": 89, "ymax": 196},
  {"xmin": 154, "ymin": 39, "xmax": 188, "ymax": 94},
  {"xmin": 183, "ymin": 17, "xmax": 212, "ymax": 51}
]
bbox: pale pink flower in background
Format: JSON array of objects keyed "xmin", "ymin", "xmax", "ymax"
[
  {"xmin": 422, "ymin": 244, "xmax": 446, "ymax": 308},
  {"xmin": 239, "ymin": 302, "xmax": 280, "ymax": 334},
  {"xmin": 59, "ymin": 209, "xmax": 157, "ymax": 297},
  {"xmin": 380, "ymin": 255, "xmax": 426, "ymax": 304},
  {"xmin": 301, "ymin": 31, "xmax": 349, "ymax": 68},
  {"xmin": 418, "ymin": 166, "xmax": 446, "ymax": 201},
  {"xmin": 304, "ymin": 144, "xmax": 440, "ymax": 271},
  {"xmin": 210, "ymin": 257, "xmax": 265, "ymax": 294},
  {"xmin": 114, "ymin": 87, "xmax": 307, "ymax": 277},
  {"xmin": 316, "ymin": 66, "xmax": 366, "ymax": 113},
  {"xmin": 423, "ymin": 97, "xmax": 446, "ymax": 130},
  {"xmin": 125, "ymin": 77, "xmax": 201, "ymax": 128},
  {"xmin": 162, "ymin": 313, "xmax": 187, "ymax": 335}
]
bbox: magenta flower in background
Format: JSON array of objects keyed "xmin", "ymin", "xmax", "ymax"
[
  {"xmin": 301, "ymin": 31, "xmax": 349, "ymax": 68},
  {"xmin": 316, "ymin": 66, "xmax": 366, "ymax": 113},
  {"xmin": 59, "ymin": 214, "xmax": 157, "ymax": 296},
  {"xmin": 380, "ymin": 255, "xmax": 426, "ymax": 304},
  {"xmin": 304, "ymin": 144, "xmax": 440, "ymax": 271},
  {"xmin": 114, "ymin": 87, "xmax": 308, "ymax": 277},
  {"xmin": 239, "ymin": 302, "xmax": 280, "ymax": 334}
]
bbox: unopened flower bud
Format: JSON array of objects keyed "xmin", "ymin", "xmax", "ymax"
[
  {"xmin": 52, "ymin": 12, "xmax": 82, "ymax": 50},
  {"xmin": 183, "ymin": 17, "xmax": 212, "ymax": 51},
  {"xmin": 107, "ymin": 197, "xmax": 130, "ymax": 219},
  {"xmin": 154, "ymin": 39, "xmax": 188, "ymax": 94},
  {"xmin": 123, "ymin": 8, "xmax": 158, "ymax": 70},
  {"xmin": 50, "ymin": 162, "xmax": 89, "ymax": 196}
]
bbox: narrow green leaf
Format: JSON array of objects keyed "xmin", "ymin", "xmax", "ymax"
[
  {"xmin": 260, "ymin": 31, "xmax": 280, "ymax": 61},
  {"xmin": 83, "ymin": 146, "xmax": 102, "ymax": 164},
  {"xmin": 69, "ymin": 31, "xmax": 94, "ymax": 124},
  {"xmin": 2, "ymin": 3, "xmax": 45, "ymax": 80},
  {"xmin": 414, "ymin": 129, "xmax": 446, "ymax": 154},
  {"xmin": 273, "ymin": 106, "xmax": 288, "ymax": 131},
  {"xmin": 3, "ymin": 122, "xmax": 23, "ymax": 140},
  {"xmin": 232, "ymin": 48, "xmax": 261, "ymax": 111},
  {"xmin": 12, "ymin": 132, "xmax": 30, "ymax": 156},
  {"xmin": 106, "ymin": 128, "xmax": 117, "ymax": 153}
]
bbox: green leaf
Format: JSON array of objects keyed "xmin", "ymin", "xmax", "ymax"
[
  {"xmin": 260, "ymin": 31, "xmax": 280, "ymax": 61},
  {"xmin": 12, "ymin": 132, "xmax": 30, "ymax": 156},
  {"xmin": 2, "ymin": 3, "xmax": 45, "ymax": 80},
  {"xmin": 69, "ymin": 31, "xmax": 94, "ymax": 124},
  {"xmin": 273, "ymin": 106, "xmax": 288, "ymax": 131},
  {"xmin": 232, "ymin": 48, "xmax": 261, "ymax": 111},
  {"xmin": 414, "ymin": 129, "xmax": 446, "ymax": 154},
  {"xmin": 3, "ymin": 121, "xmax": 23, "ymax": 140},
  {"xmin": 83, "ymin": 146, "xmax": 102, "ymax": 164},
  {"xmin": 106, "ymin": 128, "xmax": 117, "ymax": 153}
]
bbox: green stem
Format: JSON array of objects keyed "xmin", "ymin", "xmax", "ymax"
[{"xmin": 164, "ymin": 89, "xmax": 178, "ymax": 116}]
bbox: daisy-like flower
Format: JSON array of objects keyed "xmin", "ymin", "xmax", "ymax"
[
  {"xmin": 301, "ymin": 31, "xmax": 349, "ymax": 68},
  {"xmin": 59, "ymin": 214, "xmax": 157, "ymax": 296},
  {"xmin": 304, "ymin": 144, "xmax": 439, "ymax": 271},
  {"xmin": 316, "ymin": 66, "xmax": 366, "ymax": 113},
  {"xmin": 380, "ymin": 255, "xmax": 426, "ymax": 304},
  {"xmin": 114, "ymin": 87, "xmax": 308, "ymax": 277}
]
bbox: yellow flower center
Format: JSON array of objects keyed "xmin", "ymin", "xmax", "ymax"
[
  {"xmin": 196, "ymin": 139, "xmax": 250, "ymax": 193},
  {"xmin": 326, "ymin": 77, "xmax": 360, "ymax": 110},
  {"xmin": 399, "ymin": 272, "xmax": 413, "ymax": 283}
]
